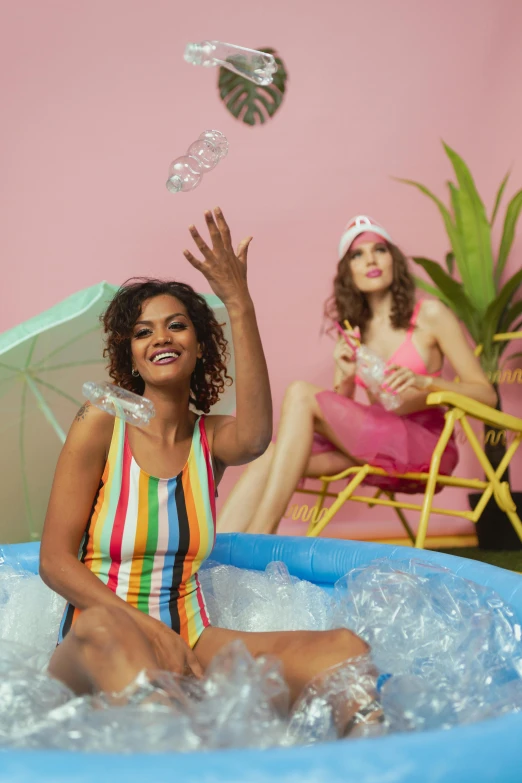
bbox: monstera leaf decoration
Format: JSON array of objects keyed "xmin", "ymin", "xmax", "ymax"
[{"xmin": 218, "ymin": 48, "xmax": 288, "ymax": 126}]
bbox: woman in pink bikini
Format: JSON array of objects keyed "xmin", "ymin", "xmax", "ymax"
[{"xmin": 218, "ymin": 215, "xmax": 497, "ymax": 535}]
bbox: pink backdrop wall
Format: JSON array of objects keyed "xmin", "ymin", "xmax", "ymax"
[{"xmin": 2, "ymin": 0, "xmax": 521, "ymax": 539}]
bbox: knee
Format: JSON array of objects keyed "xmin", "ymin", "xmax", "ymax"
[
  {"xmin": 284, "ymin": 380, "xmax": 315, "ymax": 406},
  {"xmin": 73, "ymin": 606, "xmax": 129, "ymax": 649},
  {"xmin": 329, "ymin": 628, "xmax": 370, "ymax": 659},
  {"xmin": 259, "ymin": 440, "xmax": 276, "ymax": 463}
]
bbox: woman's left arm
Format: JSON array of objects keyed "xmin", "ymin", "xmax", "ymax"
[
  {"xmin": 184, "ymin": 207, "xmax": 272, "ymax": 466},
  {"xmin": 385, "ymin": 300, "xmax": 498, "ymax": 408}
]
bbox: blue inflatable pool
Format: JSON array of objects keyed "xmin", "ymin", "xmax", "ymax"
[{"xmin": 1, "ymin": 534, "xmax": 522, "ymax": 783}]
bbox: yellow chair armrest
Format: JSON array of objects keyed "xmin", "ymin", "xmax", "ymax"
[{"xmin": 426, "ymin": 391, "xmax": 522, "ymax": 433}]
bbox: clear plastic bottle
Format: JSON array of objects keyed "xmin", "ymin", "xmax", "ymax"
[
  {"xmin": 82, "ymin": 382, "xmax": 156, "ymax": 427},
  {"xmin": 355, "ymin": 346, "xmax": 401, "ymax": 411},
  {"xmin": 199, "ymin": 129, "xmax": 229, "ymax": 158},
  {"xmin": 166, "ymin": 130, "xmax": 229, "ymax": 194},
  {"xmin": 184, "ymin": 41, "xmax": 277, "ymax": 86}
]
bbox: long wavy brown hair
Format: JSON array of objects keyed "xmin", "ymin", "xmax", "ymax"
[
  {"xmin": 102, "ymin": 278, "xmax": 231, "ymax": 414},
  {"xmin": 324, "ymin": 242, "xmax": 416, "ymax": 335}
]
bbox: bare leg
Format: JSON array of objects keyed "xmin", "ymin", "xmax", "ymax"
[
  {"xmin": 217, "ymin": 443, "xmax": 276, "ymax": 533},
  {"xmin": 196, "ymin": 625, "xmax": 374, "ymax": 733},
  {"xmin": 196, "ymin": 626, "xmax": 369, "ymax": 702},
  {"xmin": 48, "ymin": 606, "xmax": 159, "ymax": 696},
  {"xmin": 247, "ymin": 382, "xmax": 361, "ymax": 535},
  {"xmin": 219, "ymin": 443, "xmax": 356, "ymax": 534},
  {"xmin": 50, "ymin": 607, "xmax": 376, "ymax": 735}
]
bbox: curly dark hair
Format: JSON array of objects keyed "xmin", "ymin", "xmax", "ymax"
[
  {"xmin": 324, "ymin": 242, "xmax": 416, "ymax": 336},
  {"xmin": 102, "ymin": 278, "xmax": 232, "ymax": 414}
]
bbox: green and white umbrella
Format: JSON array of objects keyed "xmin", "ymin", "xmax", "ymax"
[{"xmin": 0, "ymin": 282, "xmax": 235, "ymax": 544}]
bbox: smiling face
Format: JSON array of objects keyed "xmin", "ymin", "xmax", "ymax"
[
  {"xmin": 347, "ymin": 239, "xmax": 394, "ymax": 294},
  {"xmin": 130, "ymin": 294, "xmax": 201, "ymax": 389}
]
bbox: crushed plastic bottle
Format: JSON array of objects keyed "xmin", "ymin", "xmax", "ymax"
[
  {"xmin": 82, "ymin": 382, "xmax": 155, "ymax": 427},
  {"xmin": 166, "ymin": 130, "xmax": 228, "ymax": 194},
  {"xmin": 0, "ymin": 639, "xmax": 73, "ymax": 746},
  {"xmin": 189, "ymin": 640, "xmax": 289, "ymax": 749},
  {"xmin": 286, "ymin": 655, "xmax": 384, "ymax": 745},
  {"xmin": 184, "ymin": 41, "xmax": 277, "ymax": 86},
  {"xmin": 2, "ymin": 556, "xmax": 522, "ymax": 752},
  {"xmin": 198, "ymin": 560, "xmax": 332, "ymax": 633},
  {"xmin": 0, "ymin": 562, "xmax": 64, "ymax": 664},
  {"xmin": 332, "ymin": 557, "xmax": 522, "ymax": 733},
  {"xmin": 335, "ymin": 321, "xmax": 400, "ymax": 410},
  {"xmin": 355, "ymin": 345, "xmax": 401, "ymax": 410}
]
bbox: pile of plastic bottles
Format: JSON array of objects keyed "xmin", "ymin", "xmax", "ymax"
[{"xmin": 1, "ymin": 555, "xmax": 521, "ymax": 752}]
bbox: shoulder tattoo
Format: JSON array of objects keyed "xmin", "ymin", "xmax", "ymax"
[{"xmin": 75, "ymin": 402, "xmax": 91, "ymax": 422}]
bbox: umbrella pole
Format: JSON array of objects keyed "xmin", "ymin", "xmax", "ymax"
[
  {"xmin": 24, "ymin": 374, "xmax": 67, "ymax": 443},
  {"xmin": 19, "ymin": 382, "xmax": 38, "ymax": 541}
]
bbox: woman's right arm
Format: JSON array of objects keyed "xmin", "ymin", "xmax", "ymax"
[{"xmin": 40, "ymin": 403, "xmax": 202, "ymax": 676}]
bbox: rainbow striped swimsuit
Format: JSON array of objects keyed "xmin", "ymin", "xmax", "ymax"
[{"xmin": 58, "ymin": 415, "xmax": 216, "ymax": 648}]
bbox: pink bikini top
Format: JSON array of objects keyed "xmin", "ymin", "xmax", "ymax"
[{"xmin": 355, "ymin": 300, "xmax": 442, "ymax": 390}]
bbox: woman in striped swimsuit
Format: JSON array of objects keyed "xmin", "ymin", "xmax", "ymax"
[{"xmin": 40, "ymin": 208, "xmax": 369, "ymax": 723}]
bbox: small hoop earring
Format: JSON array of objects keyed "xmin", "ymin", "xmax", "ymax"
[{"xmin": 131, "ymin": 368, "xmax": 140, "ymax": 377}]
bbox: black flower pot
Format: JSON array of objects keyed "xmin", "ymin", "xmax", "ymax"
[{"xmin": 469, "ymin": 491, "xmax": 522, "ymax": 551}]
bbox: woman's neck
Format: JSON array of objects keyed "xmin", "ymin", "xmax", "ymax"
[
  {"xmin": 141, "ymin": 385, "xmax": 194, "ymax": 440},
  {"xmin": 365, "ymin": 290, "xmax": 394, "ymax": 323}
]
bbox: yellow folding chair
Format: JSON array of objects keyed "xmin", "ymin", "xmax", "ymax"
[{"xmin": 294, "ymin": 332, "xmax": 522, "ymax": 549}]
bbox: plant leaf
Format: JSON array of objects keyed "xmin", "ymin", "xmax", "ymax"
[
  {"xmin": 495, "ymin": 187, "xmax": 522, "ymax": 284},
  {"xmin": 490, "ymin": 171, "xmax": 510, "ymax": 225},
  {"xmin": 218, "ymin": 47, "xmax": 288, "ymax": 126},
  {"xmin": 412, "ymin": 257, "xmax": 470, "ymax": 303},
  {"xmin": 412, "ymin": 257, "xmax": 479, "ymax": 341},
  {"xmin": 504, "ymin": 351, "xmax": 522, "ymax": 361},
  {"xmin": 448, "ymin": 181, "xmax": 469, "ymax": 284},
  {"xmin": 413, "ymin": 276, "xmax": 453, "ymax": 308},
  {"xmin": 483, "ymin": 267, "xmax": 522, "ymax": 349},
  {"xmin": 499, "ymin": 299, "xmax": 522, "ymax": 333},
  {"xmin": 396, "ymin": 177, "xmax": 466, "ymax": 279},
  {"xmin": 443, "ymin": 143, "xmax": 495, "ymax": 312},
  {"xmin": 445, "ymin": 251, "xmax": 455, "ymax": 275},
  {"xmin": 496, "ymin": 321, "xmax": 522, "ymax": 358},
  {"xmin": 447, "ymin": 180, "xmax": 481, "ymax": 301}
]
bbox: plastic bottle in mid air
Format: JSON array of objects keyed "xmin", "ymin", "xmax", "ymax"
[
  {"xmin": 82, "ymin": 381, "xmax": 156, "ymax": 427},
  {"xmin": 184, "ymin": 40, "xmax": 277, "ymax": 86},
  {"xmin": 166, "ymin": 129, "xmax": 229, "ymax": 194}
]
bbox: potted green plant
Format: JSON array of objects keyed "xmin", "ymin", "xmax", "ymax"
[{"xmin": 398, "ymin": 143, "xmax": 522, "ymax": 549}]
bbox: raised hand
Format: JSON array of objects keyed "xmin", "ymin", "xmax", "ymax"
[{"xmin": 183, "ymin": 207, "xmax": 253, "ymax": 308}]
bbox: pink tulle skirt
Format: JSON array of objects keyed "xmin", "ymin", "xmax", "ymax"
[{"xmin": 310, "ymin": 391, "xmax": 459, "ymax": 494}]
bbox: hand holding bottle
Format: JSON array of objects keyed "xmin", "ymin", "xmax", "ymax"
[
  {"xmin": 334, "ymin": 338, "xmax": 356, "ymax": 375},
  {"xmin": 333, "ymin": 320, "xmax": 401, "ymax": 410}
]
